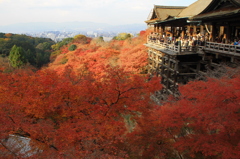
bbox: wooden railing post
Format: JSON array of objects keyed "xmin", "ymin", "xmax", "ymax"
[{"xmin": 178, "ymin": 41, "xmax": 181, "ymax": 54}]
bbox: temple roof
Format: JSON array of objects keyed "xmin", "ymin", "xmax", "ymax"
[
  {"xmin": 192, "ymin": 7, "xmax": 240, "ymax": 20},
  {"xmin": 145, "ymin": 5, "xmax": 186, "ymax": 23},
  {"xmin": 154, "ymin": 5, "xmax": 186, "ymax": 21},
  {"xmin": 177, "ymin": 0, "xmax": 213, "ymax": 18},
  {"xmin": 192, "ymin": 0, "xmax": 240, "ymax": 20},
  {"xmin": 145, "ymin": 0, "xmax": 240, "ymax": 24}
]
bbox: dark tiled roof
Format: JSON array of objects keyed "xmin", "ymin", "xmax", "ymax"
[
  {"xmin": 146, "ymin": 0, "xmax": 240, "ymax": 23},
  {"xmin": 192, "ymin": 7, "xmax": 240, "ymax": 20}
]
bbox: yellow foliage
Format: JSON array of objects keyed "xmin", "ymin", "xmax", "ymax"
[
  {"xmin": 5, "ymin": 33, "xmax": 12, "ymax": 38},
  {"xmin": 4, "ymin": 38, "xmax": 10, "ymax": 41},
  {"xmin": 74, "ymin": 34, "xmax": 86, "ymax": 39}
]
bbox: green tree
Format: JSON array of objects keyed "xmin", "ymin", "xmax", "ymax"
[
  {"xmin": 68, "ymin": 44, "xmax": 77, "ymax": 51},
  {"xmin": 9, "ymin": 45, "xmax": 26, "ymax": 68},
  {"xmin": 113, "ymin": 33, "xmax": 132, "ymax": 40},
  {"xmin": 35, "ymin": 51, "xmax": 51, "ymax": 68},
  {"xmin": 51, "ymin": 38, "xmax": 74, "ymax": 51},
  {"xmin": 36, "ymin": 42, "xmax": 52, "ymax": 51}
]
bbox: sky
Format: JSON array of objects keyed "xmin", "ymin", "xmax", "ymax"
[{"xmin": 0, "ymin": 0, "xmax": 197, "ymax": 26}]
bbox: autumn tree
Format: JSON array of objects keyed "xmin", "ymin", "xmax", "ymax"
[
  {"xmin": 73, "ymin": 34, "xmax": 91, "ymax": 44},
  {"xmin": 113, "ymin": 33, "xmax": 132, "ymax": 41},
  {"xmin": 0, "ymin": 66, "xmax": 161, "ymax": 158},
  {"xmin": 125, "ymin": 74, "xmax": 240, "ymax": 159}
]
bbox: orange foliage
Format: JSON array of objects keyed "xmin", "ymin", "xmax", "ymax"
[
  {"xmin": 5, "ymin": 33, "xmax": 12, "ymax": 38},
  {"xmin": 48, "ymin": 30, "xmax": 152, "ymax": 76},
  {"xmin": 1, "ymin": 28, "xmax": 239, "ymax": 158},
  {"xmin": 126, "ymin": 75, "xmax": 240, "ymax": 158},
  {"xmin": 0, "ymin": 67, "xmax": 161, "ymax": 158}
]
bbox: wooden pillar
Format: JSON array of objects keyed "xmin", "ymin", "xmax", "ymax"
[
  {"xmin": 157, "ymin": 24, "xmax": 160, "ymax": 33},
  {"xmin": 231, "ymin": 26, "xmax": 236, "ymax": 41},
  {"xmin": 200, "ymin": 25, "xmax": 204, "ymax": 36},
  {"xmin": 187, "ymin": 26, "xmax": 191, "ymax": 37},
  {"xmin": 166, "ymin": 56, "xmax": 171, "ymax": 91},
  {"xmin": 193, "ymin": 25, "xmax": 197, "ymax": 36},
  {"xmin": 226, "ymin": 24, "xmax": 231, "ymax": 44},
  {"xmin": 161, "ymin": 25, "xmax": 165, "ymax": 36},
  {"xmin": 196, "ymin": 61, "xmax": 201, "ymax": 74},
  {"xmin": 212, "ymin": 23, "xmax": 216, "ymax": 42},
  {"xmin": 181, "ymin": 26, "xmax": 186, "ymax": 38},
  {"xmin": 170, "ymin": 26, "xmax": 174, "ymax": 42},
  {"xmin": 173, "ymin": 27, "xmax": 178, "ymax": 41},
  {"xmin": 219, "ymin": 26, "xmax": 224, "ymax": 43},
  {"xmin": 160, "ymin": 25, "xmax": 163, "ymax": 36},
  {"xmin": 162, "ymin": 25, "xmax": 165, "ymax": 33},
  {"xmin": 172, "ymin": 27, "xmax": 175, "ymax": 39}
]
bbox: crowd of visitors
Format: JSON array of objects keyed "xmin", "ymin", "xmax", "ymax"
[
  {"xmin": 148, "ymin": 32, "xmax": 207, "ymax": 47},
  {"xmin": 148, "ymin": 32, "xmax": 240, "ymax": 47}
]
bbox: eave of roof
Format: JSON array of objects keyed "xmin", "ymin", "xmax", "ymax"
[
  {"xmin": 154, "ymin": 5, "xmax": 186, "ymax": 9},
  {"xmin": 145, "ymin": 18, "xmax": 159, "ymax": 23},
  {"xmin": 152, "ymin": 17, "xmax": 188, "ymax": 25},
  {"xmin": 192, "ymin": 7, "xmax": 240, "ymax": 20}
]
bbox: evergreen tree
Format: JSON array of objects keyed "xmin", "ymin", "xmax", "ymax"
[{"xmin": 9, "ymin": 45, "xmax": 26, "ymax": 68}]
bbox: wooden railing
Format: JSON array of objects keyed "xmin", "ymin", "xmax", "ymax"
[
  {"xmin": 147, "ymin": 38, "xmax": 200, "ymax": 54},
  {"xmin": 205, "ymin": 42, "xmax": 240, "ymax": 56},
  {"xmin": 147, "ymin": 38, "xmax": 240, "ymax": 56}
]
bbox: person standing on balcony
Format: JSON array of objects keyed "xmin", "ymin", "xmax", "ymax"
[{"xmin": 234, "ymin": 39, "xmax": 238, "ymax": 45}]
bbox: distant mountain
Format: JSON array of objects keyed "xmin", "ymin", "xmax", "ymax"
[{"xmin": 0, "ymin": 22, "xmax": 146, "ymax": 33}]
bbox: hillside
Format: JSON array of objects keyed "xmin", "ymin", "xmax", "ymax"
[
  {"xmin": 0, "ymin": 30, "xmax": 239, "ymax": 159},
  {"xmin": 0, "ymin": 32, "xmax": 55, "ymax": 69},
  {"xmin": 48, "ymin": 31, "xmax": 150, "ymax": 77}
]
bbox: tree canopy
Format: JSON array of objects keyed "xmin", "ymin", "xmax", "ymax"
[
  {"xmin": 0, "ymin": 30, "xmax": 239, "ymax": 158},
  {"xmin": 9, "ymin": 45, "xmax": 26, "ymax": 68},
  {"xmin": 0, "ymin": 32, "xmax": 55, "ymax": 69}
]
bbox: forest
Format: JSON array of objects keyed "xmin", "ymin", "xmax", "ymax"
[
  {"xmin": 0, "ymin": 30, "xmax": 239, "ymax": 159},
  {"xmin": 0, "ymin": 33, "xmax": 55, "ymax": 69}
]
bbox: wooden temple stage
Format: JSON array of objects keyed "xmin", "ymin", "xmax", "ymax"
[{"xmin": 145, "ymin": 0, "xmax": 240, "ymax": 97}]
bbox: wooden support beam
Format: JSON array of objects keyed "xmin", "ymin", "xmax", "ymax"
[
  {"xmin": 179, "ymin": 62, "xmax": 199, "ymax": 65},
  {"xmin": 193, "ymin": 25, "xmax": 197, "ymax": 36},
  {"xmin": 196, "ymin": 61, "xmax": 200, "ymax": 73},
  {"xmin": 187, "ymin": 26, "xmax": 191, "ymax": 36},
  {"xmin": 200, "ymin": 25, "xmax": 204, "ymax": 36},
  {"xmin": 226, "ymin": 24, "xmax": 230, "ymax": 44},
  {"xmin": 181, "ymin": 27, "xmax": 186, "ymax": 38},
  {"xmin": 157, "ymin": 24, "xmax": 160, "ymax": 33},
  {"xmin": 161, "ymin": 25, "xmax": 165, "ymax": 35},
  {"xmin": 212, "ymin": 23, "xmax": 216, "ymax": 42},
  {"xmin": 178, "ymin": 73, "xmax": 197, "ymax": 76}
]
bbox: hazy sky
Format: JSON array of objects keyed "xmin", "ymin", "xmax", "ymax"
[{"xmin": 0, "ymin": 0, "xmax": 197, "ymax": 26}]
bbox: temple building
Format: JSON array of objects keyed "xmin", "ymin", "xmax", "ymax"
[{"xmin": 145, "ymin": 0, "xmax": 240, "ymax": 97}]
